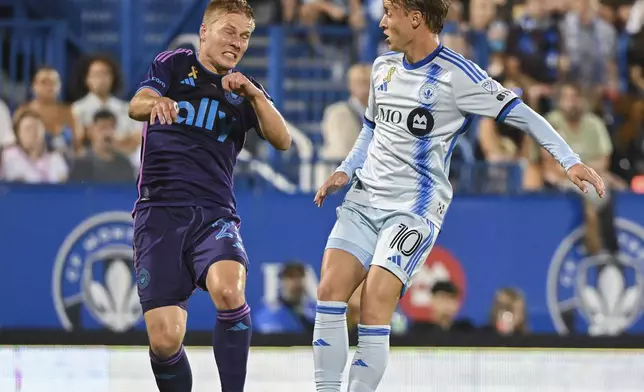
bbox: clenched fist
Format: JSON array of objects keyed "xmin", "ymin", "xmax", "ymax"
[{"xmin": 222, "ymin": 72, "xmax": 262, "ymax": 99}]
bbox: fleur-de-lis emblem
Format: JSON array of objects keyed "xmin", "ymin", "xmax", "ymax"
[
  {"xmin": 580, "ymin": 264, "xmax": 641, "ymax": 336},
  {"xmin": 84, "ymin": 260, "xmax": 141, "ymax": 332}
]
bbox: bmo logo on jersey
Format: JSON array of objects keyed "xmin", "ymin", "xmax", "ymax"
[
  {"xmin": 176, "ymin": 98, "xmax": 236, "ymax": 142},
  {"xmin": 407, "ymin": 107, "xmax": 434, "ymax": 137},
  {"xmin": 378, "ymin": 107, "xmax": 403, "ymax": 124}
]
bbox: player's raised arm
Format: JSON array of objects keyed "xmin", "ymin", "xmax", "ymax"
[
  {"xmin": 222, "ymin": 72, "xmax": 291, "ymax": 151},
  {"xmin": 128, "ymin": 54, "xmax": 178, "ymax": 124},
  {"xmin": 450, "ymin": 66, "xmax": 605, "ymax": 197}
]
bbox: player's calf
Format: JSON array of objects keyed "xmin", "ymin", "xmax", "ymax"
[
  {"xmin": 206, "ymin": 261, "xmax": 251, "ymax": 392},
  {"xmin": 144, "ymin": 306, "xmax": 192, "ymax": 392},
  {"xmin": 347, "ymin": 267, "xmax": 401, "ymax": 392},
  {"xmin": 314, "ymin": 248, "xmax": 366, "ymax": 392}
]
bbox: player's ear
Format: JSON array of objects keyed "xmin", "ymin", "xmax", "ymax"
[
  {"xmin": 411, "ymin": 11, "xmax": 422, "ymax": 29},
  {"xmin": 199, "ymin": 24, "xmax": 207, "ymax": 40}
]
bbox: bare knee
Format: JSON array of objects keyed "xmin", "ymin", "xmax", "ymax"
[
  {"xmin": 317, "ymin": 277, "xmax": 351, "ymax": 302},
  {"xmin": 206, "ymin": 261, "xmax": 246, "ymax": 310},
  {"xmin": 211, "ymin": 284, "xmax": 245, "ymax": 309},
  {"xmin": 317, "ymin": 249, "xmax": 366, "ymax": 302},
  {"xmin": 145, "ymin": 308, "xmax": 186, "ymax": 359}
]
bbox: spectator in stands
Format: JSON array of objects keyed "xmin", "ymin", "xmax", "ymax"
[
  {"xmin": 476, "ymin": 80, "xmax": 542, "ymax": 191},
  {"xmin": 1, "ymin": 110, "xmax": 68, "ymax": 183},
  {"xmin": 0, "ymin": 98, "xmax": 14, "ymax": 147},
  {"xmin": 72, "ymin": 56, "xmax": 142, "ymax": 168},
  {"xmin": 505, "ymin": 0, "xmax": 563, "ymax": 112},
  {"xmin": 300, "ymin": 0, "xmax": 360, "ymax": 27},
  {"xmin": 14, "ymin": 66, "xmax": 82, "ymax": 157},
  {"xmin": 68, "ymin": 110, "xmax": 135, "ymax": 183},
  {"xmin": 407, "ymin": 281, "xmax": 473, "ymax": 334},
  {"xmin": 320, "ymin": 63, "xmax": 370, "ymax": 162},
  {"xmin": 486, "ymin": 287, "xmax": 528, "ymax": 335},
  {"xmin": 623, "ymin": 30, "xmax": 644, "ymax": 159},
  {"xmin": 441, "ymin": 0, "xmax": 469, "ymax": 57},
  {"xmin": 467, "ymin": 0, "xmax": 496, "ymax": 69},
  {"xmin": 560, "ymin": 0, "xmax": 619, "ymax": 109},
  {"xmin": 255, "ymin": 262, "xmax": 316, "ymax": 334},
  {"xmin": 542, "ymin": 82, "xmax": 624, "ymax": 190},
  {"xmin": 542, "ymin": 82, "xmax": 624, "ymax": 255}
]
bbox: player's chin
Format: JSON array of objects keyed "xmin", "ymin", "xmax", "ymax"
[
  {"xmin": 217, "ymin": 54, "xmax": 240, "ymax": 70},
  {"xmin": 385, "ymin": 37, "xmax": 397, "ymax": 51}
]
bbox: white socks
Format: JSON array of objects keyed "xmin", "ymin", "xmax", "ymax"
[
  {"xmin": 348, "ymin": 324, "xmax": 390, "ymax": 392},
  {"xmin": 313, "ymin": 300, "xmax": 349, "ymax": 392}
]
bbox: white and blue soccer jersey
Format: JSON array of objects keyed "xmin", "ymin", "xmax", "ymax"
[{"xmin": 342, "ymin": 44, "xmax": 521, "ymax": 228}]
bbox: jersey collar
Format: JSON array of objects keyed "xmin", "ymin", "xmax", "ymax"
[
  {"xmin": 402, "ymin": 43, "xmax": 443, "ymax": 71},
  {"xmin": 194, "ymin": 51, "xmax": 234, "ymax": 77}
]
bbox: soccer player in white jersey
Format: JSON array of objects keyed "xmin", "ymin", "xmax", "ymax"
[{"xmin": 310, "ymin": 0, "xmax": 605, "ymax": 391}]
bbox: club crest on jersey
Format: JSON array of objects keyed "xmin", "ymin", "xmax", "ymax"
[
  {"xmin": 547, "ymin": 218, "xmax": 644, "ymax": 336},
  {"xmin": 52, "ymin": 212, "xmax": 142, "ymax": 332},
  {"xmin": 418, "ymin": 82, "xmax": 438, "ymax": 106},
  {"xmin": 481, "ymin": 79, "xmax": 500, "ymax": 94},
  {"xmin": 377, "ymin": 67, "xmax": 396, "ymax": 92},
  {"xmin": 225, "ymin": 90, "xmax": 244, "ymax": 105}
]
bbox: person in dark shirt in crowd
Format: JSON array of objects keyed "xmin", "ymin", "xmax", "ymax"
[
  {"xmin": 69, "ymin": 109, "xmax": 135, "ymax": 183},
  {"xmin": 408, "ymin": 281, "xmax": 473, "ymax": 334},
  {"xmin": 255, "ymin": 261, "xmax": 316, "ymax": 334},
  {"xmin": 505, "ymin": 0, "xmax": 563, "ymax": 113}
]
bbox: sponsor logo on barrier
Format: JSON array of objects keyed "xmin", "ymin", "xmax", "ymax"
[
  {"xmin": 399, "ymin": 246, "xmax": 466, "ymax": 322},
  {"xmin": 547, "ymin": 218, "xmax": 644, "ymax": 335},
  {"xmin": 52, "ymin": 212, "xmax": 142, "ymax": 332}
]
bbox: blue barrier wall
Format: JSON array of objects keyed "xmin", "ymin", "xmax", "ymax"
[{"xmin": 2, "ymin": 184, "xmax": 644, "ymax": 335}]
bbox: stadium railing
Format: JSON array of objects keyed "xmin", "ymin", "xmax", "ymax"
[{"xmin": 0, "ymin": 20, "xmax": 70, "ymax": 107}]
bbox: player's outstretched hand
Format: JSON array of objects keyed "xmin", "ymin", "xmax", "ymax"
[
  {"xmin": 222, "ymin": 72, "xmax": 262, "ymax": 99},
  {"xmin": 566, "ymin": 163, "xmax": 606, "ymax": 198},
  {"xmin": 150, "ymin": 97, "xmax": 179, "ymax": 125},
  {"xmin": 314, "ymin": 171, "xmax": 349, "ymax": 207}
]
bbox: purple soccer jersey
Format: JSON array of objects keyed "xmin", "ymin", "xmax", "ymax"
[
  {"xmin": 134, "ymin": 48, "xmax": 271, "ymax": 215},
  {"xmin": 132, "ymin": 49, "xmax": 269, "ymax": 312}
]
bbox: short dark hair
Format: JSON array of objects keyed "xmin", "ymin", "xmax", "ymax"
[
  {"xmin": 392, "ymin": 0, "xmax": 450, "ymax": 34},
  {"xmin": 203, "ymin": 0, "xmax": 254, "ymax": 24},
  {"xmin": 279, "ymin": 262, "xmax": 306, "ymax": 279},
  {"xmin": 82, "ymin": 55, "xmax": 123, "ymax": 95},
  {"xmin": 93, "ymin": 109, "xmax": 117, "ymax": 124},
  {"xmin": 431, "ymin": 281, "xmax": 459, "ymax": 296},
  {"xmin": 32, "ymin": 65, "xmax": 58, "ymax": 83},
  {"xmin": 13, "ymin": 109, "xmax": 43, "ymax": 141}
]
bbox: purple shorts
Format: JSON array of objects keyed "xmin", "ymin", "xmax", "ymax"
[{"xmin": 133, "ymin": 206, "xmax": 248, "ymax": 313}]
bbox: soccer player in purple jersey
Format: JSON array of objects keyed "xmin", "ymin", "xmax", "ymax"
[{"xmin": 128, "ymin": 1, "xmax": 290, "ymax": 391}]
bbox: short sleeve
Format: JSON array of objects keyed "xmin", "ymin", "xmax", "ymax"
[
  {"xmin": 363, "ymin": 63, "xmax": 377, "ymax": 130},
  {"xmin": 136, "ymin": 51, "xmax": 178, "ymax": 96},
  {"xmin": 451, "ymin": 65, "xmax": 521, "ymax": 122}
]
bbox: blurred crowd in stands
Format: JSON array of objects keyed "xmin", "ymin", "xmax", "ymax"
[
  {"xmin": 253, "ymin": 260, "xmax": 529, "ymax": 337},
  {"xmin": 1, "ymin": 0, "xmax": 643, "ymax": 195},
  {"xmin": 0, "ymin": 57, "xmax": 139, "ymax": 184}
]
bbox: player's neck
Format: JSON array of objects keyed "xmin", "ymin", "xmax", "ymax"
[
  {"xmin": 403, "ymin": 34, "xmax": 441, "ymax": 65},
  {"xmin": 198, "ymin": 52, "xmax": 229, "ymax": 75}
]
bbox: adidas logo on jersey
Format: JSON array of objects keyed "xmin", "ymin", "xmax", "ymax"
[{"xmin": 180, "ymin": 77, "xmax": 196, "ymax": 87}]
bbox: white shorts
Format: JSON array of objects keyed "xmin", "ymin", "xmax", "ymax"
[{"xmin": 325, "ymin": 200, "xmax": 438, "ymax": 294}]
